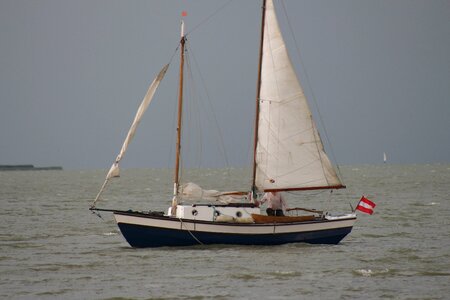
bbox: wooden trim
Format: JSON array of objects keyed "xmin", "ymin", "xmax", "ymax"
[
  {"xmin": 219, "ymin": 191, "xmax": 248, "ymax": 196},
  {"xmin": 264, "ymin": 184, "xmax": 346, "ymax": 192},
  {"xmin": 286, "ymin": 207, "xmax": 323, "ymax": 214},
  {"xmin": 251, "ymin": 214, "xmax": 315, "ymax": 224}
]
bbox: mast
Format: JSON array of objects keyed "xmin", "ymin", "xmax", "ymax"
[
  {"xmin": 174, "ymin": 20, "xmax": 186, "ymax": 198},
  {"xmin": 251, "ymin": 0, "xmax": 267, "ymax": 193}
]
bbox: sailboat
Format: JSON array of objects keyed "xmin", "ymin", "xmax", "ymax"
[{"xmin": 90, "ymin": 0, "xmax": 356, "ymax": 248}]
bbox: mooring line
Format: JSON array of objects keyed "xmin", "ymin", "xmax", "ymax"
[{"xmin": 179, "ymin": 218, "xmax": 204, "ymax": 245}]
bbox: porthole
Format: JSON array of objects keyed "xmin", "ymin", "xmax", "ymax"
[
  {"xmin": 236, "ymin": 211, "xmax": 242, "ymax": 218},
  {"xmin": 192, "ymin": 209, "xmax": 198, "ymax": 216}
]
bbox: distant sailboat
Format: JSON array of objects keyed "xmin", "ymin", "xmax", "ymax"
[
  {"xmin": 383, "ymin": 152, "xmax": 387, "ymax": 163},
  {"xmin": 90, "ymin": 0, "xmax": 356, "ymax": 247}
]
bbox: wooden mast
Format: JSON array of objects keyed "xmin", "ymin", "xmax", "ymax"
[
  {"xmin": 251, "ymin": 0, "xmax": 267, "ymax": 193},
  {"xmin": 174, "ymin": 21, "xmax": 186, "ymax": 199}
]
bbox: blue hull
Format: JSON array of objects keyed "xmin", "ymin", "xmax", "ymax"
[{"xmin": 117, "ymin": 220, "xmax": 353, "ymax": 248}]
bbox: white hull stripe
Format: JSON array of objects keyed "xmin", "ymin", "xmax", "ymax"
[{"xmin": 114, "ymin": 214, "xmax": 356, "ymax": 235}]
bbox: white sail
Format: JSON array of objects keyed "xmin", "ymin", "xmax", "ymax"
[
  {"xmin": 92, "ymin": 64, "xmax": 169, "ymax": 207},
  {"xmin": 106, "ymin": 64, "xmax": 169, "ymax": 179},
  {"xmin": 254, "ymin": 0, "xmax": 342, "ymax": 191}
]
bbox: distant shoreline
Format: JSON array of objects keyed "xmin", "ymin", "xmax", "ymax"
[{"xmin": 0, "ymin": 165, "xmax": 63, "ymax": 171}]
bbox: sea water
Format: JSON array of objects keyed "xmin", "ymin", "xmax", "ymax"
[{"xmin": 0, "ymin": 164, "xmax": 449, "ymax": 299}]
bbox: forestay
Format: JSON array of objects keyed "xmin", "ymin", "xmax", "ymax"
[{"xmin": 254, "ymin": 0, "xmax": 343, "ymax": 191}]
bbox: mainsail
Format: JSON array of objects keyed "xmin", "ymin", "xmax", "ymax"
[
  {"xmin": 92, "ymin": 64, "xmax": 169, "ymax": 207},
  {"xmin": 254, "ymin": 0, "xmax": 343, "ymax": 192}
]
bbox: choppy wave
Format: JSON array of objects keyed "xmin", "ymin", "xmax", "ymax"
[
  {"xmin": 1, "ymin": 165, "xmax": 449, "ymax": 299},
  {"xmin": 353, "ymin": 268, "xmax": 391, "ymax": 277},
  {"xmin": 102, "ymin": 232, "xmax": 119, "ymax": 236}
]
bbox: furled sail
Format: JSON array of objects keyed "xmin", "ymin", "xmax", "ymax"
[
  {"xmin": 91, "ymin": 64, "xmax": 169, "ymax": 207},
  {"xmin": 180, "ymin": 182, "xmax": 248, "ymax": 203},
  {"xmin": 254, "ymin": 0, "xmax": 343, "ymax": 192}
]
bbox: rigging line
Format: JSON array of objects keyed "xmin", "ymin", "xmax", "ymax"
[
  {"xmin": 187, "ymin": 44, "xmax": 230, "ymax": 169},
  {"xmin": 184, "ymin": 49, "xmax": 203, "ymax": 168},
  {"xmin": 182, "ymin": 56, "xmax": 197, "ymax": 169},
  {"xmin": 245, "ymin": 120, "xmax": 255, "ymax": 180},
  {"xmin": 188, "ymin": 47, "xmax": 228, "ymax": 168},
  {"xmin": 325, "ymin": 189, "xmax": 333, "ymax": 214},
  {"xmin": 167, "ymin": 47, "xmax": 182, "ymax": 171},
  {"xmin": 162, "ymin": 48, "xmax": 179, "ymax": 179},
  {"xmin": 167, "ymin": 91, "xmax": 179, "ymax": 170},
  {"xmin": 179, "ymin": 218, "xmax": 204, "ymax": 245},
  {"xmin": 167, "ymin": 88, "xmax": 179, "ymax": 170},
  {"xmin": 186, "ymin": 0, "xmax": 235, "ymax": 36},
  {"xmin": 280, "ymin": 0, "xmax": 345, "ymax": 184},
  {"xmin": 169, "ymin": 43, "xmax": 181, "ymax": 65}
]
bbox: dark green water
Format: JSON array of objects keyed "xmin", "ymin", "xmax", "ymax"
[{"xmin": 1, "ymin": 164, "xmax": 449, "ymax": 299}]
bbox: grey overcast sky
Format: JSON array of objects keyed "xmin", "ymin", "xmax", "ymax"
[{"xmin": 0, "ymin": 0, "xmax": 449, "ymax": 170}]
